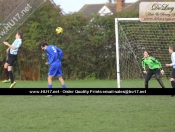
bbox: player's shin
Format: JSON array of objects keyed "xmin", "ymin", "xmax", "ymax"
[
  {"xmin": 145, "ymin": 74, "xmax": 150, "ymax": 88},
  {"xmin": 145, "ymin": 81, "xmax": 148, "ymax": 88},
  {"xmin": 5, "ymin": 68, "xmax": 9, "ymax": 80},
  {"xmin": 170, "ymin": 78, "xmax": 175, "ymax": 88},
  {"xmin": 157, "ymin": 79, "xmax": 165, "ymax": 88},
  {"xmin": 171, "ymin": 81, "xmax": 175, "ymax": 88},
  {"xmin": 48, "ymin": 76, "xmax": 52, "ymax": 88},
  {"xmin": 8, "ymin": 71, "xmax": 14, "ymax": 83},
  {"xmin": 155, "ymin": 75, "xmax": 165, "ymax": 88},
  {"xmin": 58, "ymin": 77, "xmax": 66, "ymax": 88}
]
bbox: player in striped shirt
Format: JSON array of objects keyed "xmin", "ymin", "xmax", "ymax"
[
  {"xmin": 2, "ymin": 31, "xmax": 22, "ymax": 88},
  {"xmin": 142, "ymin": 50, "xmax": 165, "ymax": 88},
  {"xmin": 165, "ymin": 45, "xmax": 175, "ymax": 89}
]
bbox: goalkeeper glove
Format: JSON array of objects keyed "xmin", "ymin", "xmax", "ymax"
[
  {"xmin": 143, "ymin": 70, "xmax": 147, "ymax": 74},
  {"xmin": 160, "ymin": 69, "xmax": 164, "ymax": 75}
]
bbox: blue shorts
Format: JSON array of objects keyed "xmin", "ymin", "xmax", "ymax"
[{"xmin": 48, "ymin": 61, "xmax": 62, "ymax": 77}]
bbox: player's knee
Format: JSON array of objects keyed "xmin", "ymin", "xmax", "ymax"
[
  {"xmin": 170, "ymin": 78, "xmax": 174, "ymax": 82},
  {"xmin": 155, "ymin": 75, "xmax": 160, "ymax": 80},
  {"xmin": 58, "ymin": 76, "xmax": 63, "ymax": 80},
  {"xmin": 48, "ymin": 76, "xmax": 52, "ymax": 80},
  {"xmin": 59, "ymin": 76, "xmax": 65, "ymax": 81},
  {"xmin": 145, "ymin": 78, "xmax": 149, "ymax": 82},
  {"xmin": 8, "ymin": 66, "xmax": 12, "ymax": 71}
]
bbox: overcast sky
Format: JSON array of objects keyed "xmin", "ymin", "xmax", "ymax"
[{"xmin": 53, "ymin": 0, "xmax": 138, "ymax": 13}]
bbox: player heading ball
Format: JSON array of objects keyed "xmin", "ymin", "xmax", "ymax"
[
  {"xmin": 39, "ymin": 41, "xmax": 66, "ymax": 92},
  {"xmin": 142, "ymin": 50, "xmax": 165, "ymax": 88}
]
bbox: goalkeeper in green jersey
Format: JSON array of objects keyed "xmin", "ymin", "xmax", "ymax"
[{"xmin": 142, "ymin": 50, "xmax": 165, "ymax": 88}]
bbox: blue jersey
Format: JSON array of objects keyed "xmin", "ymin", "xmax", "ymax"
[
  {"xmin": 45, "ymin": 45, "xmax": 63, "ymax": 65},
  {"xmin": 10, "ymin": 39, "xmax": 22, "ymax": 55}
]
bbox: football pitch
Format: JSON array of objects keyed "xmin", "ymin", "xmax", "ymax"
[
  {"xmin": 0, "ymin": 78, "xmax": 173, "ymax": 88},
  {"xmin": 0, "ymin": 79, "xmax": 175, "ymax": 132}
]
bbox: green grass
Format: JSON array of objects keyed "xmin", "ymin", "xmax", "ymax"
[
  {"xmin": 0, "ymin": 78, "xmax": 172, "ymax": 88},
  {"xmin": 0, "ymin": 80, "xmax": 175, "ymax": 132},
  {"xmin": 0, "ymin": 79, "xmax": 117, "ymax": 88},
  {"xmin": 120, "ymin": 78, "xmax": 172, "ymax": 88},
  {"xmin": 0, "ymin": 95, "xmax": 175, "ymax": 132}
]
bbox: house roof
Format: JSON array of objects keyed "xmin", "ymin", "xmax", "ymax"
[
  {"xmin": 123, "ymin": 0, "xmax": 167, "ymax": 11},
  {"xmin": 79, "ymin": 4, "xmax": 104, "ymax": 16},
  {"xmin": 78, "ymin": 3, "xmax": 133, "ymax": 17}
]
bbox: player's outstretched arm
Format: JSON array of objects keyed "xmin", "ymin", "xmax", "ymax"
[
  {"xmin": 3, "ymin": 42, "xmax": 16, "ymax": 50},
  {"xmin": 150, "ymin": 57, "xmax": 164, "ymax": 75},
  {"xmin": 6, "ymin": 48, "xmax": 9, "ymax": 53},
  {"xmin": 157, "ymin": 59, "xmax": 165, "ymax": 75},
  {"xmin": 142, "ymin": 58, "xmax": 147, "ymax": 74}
]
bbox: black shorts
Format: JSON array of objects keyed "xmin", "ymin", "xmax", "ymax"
[
  {"xmin": 148, "ymin": 68, "xmax": 160, "ymax": 75},
  {"xmin": 171, "ymin": 69, "xmax": 175, "ymax": 79},
  {"xmin": 6, "ymin": 54, "xmax": 17, "ymax": 66}
]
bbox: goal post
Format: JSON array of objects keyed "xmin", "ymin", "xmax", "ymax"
[
  {"xmin": 115, "ymin": 18, "xmax": 139, "ymax": 88},
  {"xmin": 115, "ymin": 18, "xmax": 173, "ymax": 88}
]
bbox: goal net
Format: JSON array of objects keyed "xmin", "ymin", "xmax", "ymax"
[{"xmin": 115, "ymin": 18, "xmax": 175, "ymax": 88}]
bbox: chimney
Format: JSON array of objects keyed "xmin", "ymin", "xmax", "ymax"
[{"xmin": 117, "ymin": 0, "xmax": 125, "ymax": 12}]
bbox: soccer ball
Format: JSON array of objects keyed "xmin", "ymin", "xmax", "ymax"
[{"xmin": 56, "ymin": 27, "xmax": 63, "ymax": 34}]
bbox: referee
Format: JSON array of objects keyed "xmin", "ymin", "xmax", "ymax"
[{"xmin": 2, "ymin": 31, "xmax": 22, "ymax": 88}]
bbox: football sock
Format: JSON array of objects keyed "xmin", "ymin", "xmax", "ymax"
[
  {"xmin": 62, "ymin": 84, "xmax": 66, "ymax": 88},
  {"xmin": 171, "ymin": 81, "xmax": 175, "ymax": 88},
  {"xmin": 48, "ymin": 85, "xmax": 52, "ymax": 88},
  {"xmin": 5, "ymin": 68, "xmax": 9, "ymax": 80},
  {"xmin": 145, "ymin": 81, "xmax": 148, "ymax": 88},
  {"xmin": 8, "ymin": 71, "xmax": 14, "ymax": 83}
]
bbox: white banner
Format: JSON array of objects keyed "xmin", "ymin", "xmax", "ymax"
[{"xmin": 140, "ymin": 2, "xmax": 175, "ymax": 22}]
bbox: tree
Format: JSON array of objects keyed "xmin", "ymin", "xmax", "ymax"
[{"xmin": 1, "ymin": 0, "xmax": 139, "ymax": 80}]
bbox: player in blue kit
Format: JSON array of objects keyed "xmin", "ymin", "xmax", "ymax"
[{"xmin": 39, "ymin": 41, "xmax": 66, "ymax": 90}]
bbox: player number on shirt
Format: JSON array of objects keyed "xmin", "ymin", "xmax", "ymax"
[{"xmin": 52, "ymin": 46, "xmax": 57, "ymax": 53}]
